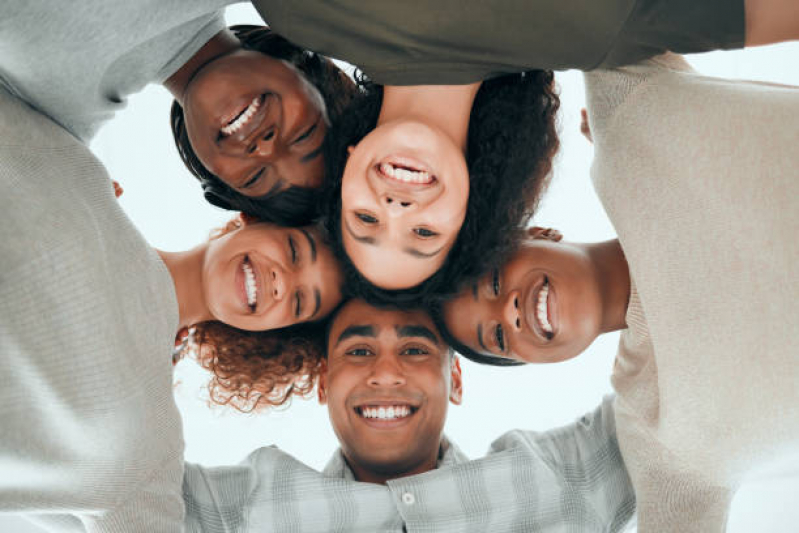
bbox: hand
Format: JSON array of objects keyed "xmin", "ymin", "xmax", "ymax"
[
  {"xmin": 580, "ymin": 108, "xmax": 592, "ymax": 143},
  {"xmin": 527, "ymin": 226, "xmax": 563, "ymax": 242},
  {"xmin": 112, "ymin": 180, "xmax": 124, "ymax": 199}
]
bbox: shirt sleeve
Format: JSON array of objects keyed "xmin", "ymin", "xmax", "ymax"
[{"xmin": 492, "ymin": 396, "xmax": 636, "ymax": 532}]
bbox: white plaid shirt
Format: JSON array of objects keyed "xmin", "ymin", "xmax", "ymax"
[{"xmin": 183, "ymin": 396, "xmax": 634, "ymax": 532}]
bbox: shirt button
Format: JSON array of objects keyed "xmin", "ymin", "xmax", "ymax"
[{"xmin": 402, "ymin": 492, "xmax": 416, "ymax": 505}]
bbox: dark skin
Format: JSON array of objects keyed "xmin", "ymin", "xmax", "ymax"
[
  {"xmin": 443, "ymin": 228, "xmax": 630, "ymax": 364},
  {"xmin": 318, "ymin": 300, "xmax": 462, "ymax": 484},
  {"xmin": 164, "ymin": 30, "xmax": 328, "ymax": 197}
]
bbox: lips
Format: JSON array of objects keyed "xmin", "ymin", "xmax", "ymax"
[
  {"xmin": 353, "ymin": 400, "xmax": 420, "ymax": 429},
  {"xmin": 236, "ymin": 254, "xmax": 276, "ymax": 314},
  {"xmin": 219, "ymin": 93, "xmax": 270, "ymax": 141},
  {"xmin": 375, "ymin": 155, "xmax": 437, "ymax": 189},
  {"xmin": 523, "ymin": 275, "xmax": 557, "ymax": 341}
]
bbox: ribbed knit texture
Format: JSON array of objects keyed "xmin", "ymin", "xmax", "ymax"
[
  {"xmin": 585, "ymin": 54, "xmax": 799, "ymax": 532},
  {"xmin": 0, "ymin": 88, "xmax": 185, "ymax": 531},
  {"xmin": 0, "ymin": 0, "xmax": 235, "ymax": 142}
]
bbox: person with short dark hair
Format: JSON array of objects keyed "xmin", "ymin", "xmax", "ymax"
[{"xmin": 182, "ymin": 299, "xmax": 635, "ymax": 532}]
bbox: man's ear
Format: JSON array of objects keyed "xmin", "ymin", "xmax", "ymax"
[
  {"xmin": 527, "ymin": 226, "xmax": 563, "ymax": 242},
  {"xmin": 449, "ymin": 355, "xmax": 463, "ymax": 406},
  {"xmin": 317, "ymin": 359, "xmax": 329, "ymax": 405}
]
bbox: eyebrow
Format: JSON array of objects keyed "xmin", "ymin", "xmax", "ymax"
[
  {"xmin": 299, "ymin": 228, "xmax": 317, "ymax": 262},
  {"xmin": 312, "ymin": 288, "xmax": 321, "ymax": 319},
  {"xmin": 395, "ymin": 325, "xmax": 439, "ymax": 343},
  {"xmin": 336, "ymin": 324, "xmax": 376, "ymax": 345},
  {"xmin": 402, "ymin": 246, "xmax": 445, "ymax": 259},
  {"xmin": 300, "ymin": 145, "xmax": 323, "ymax": 164}
]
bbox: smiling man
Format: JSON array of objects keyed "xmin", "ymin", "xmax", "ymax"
[{"xmin": 182, "ymin": 299, "xmax": 635, "ymax": 532}]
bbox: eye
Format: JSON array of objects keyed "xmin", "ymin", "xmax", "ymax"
[
  {"xmin": 401, "ymin": 346, "xmax": 429, "ymax": 356},
  {"xmin": 492, "ymin": 268, "xmax": 501, "ymax": 296},
  {"xmin": 414, "ymin": 227, "xmax": 438, "ymax": 238},
  {"xmin": 288, "ymin": 235, "xmax": 298, "ymax": 264},
  {"xmin": 346, "ymin": 347, "xmax": 374, "ymax": 357},
  {"xmin": 293, "ymin": 122, "xmax": 317, "ymax": 144},
  {"xmin": 356, "ymin": 212, "xmax": 378, "ymax": 224},
  {"xmin": 293, "ymin": 290, "xmax": 302, "ymax": 318},
  {"xmin": 494, "ymin": 324, "xmax": 505, "ymax": 353},
  {"xmin": 243, "ymin": 168, "xmax": 264, "ymax": 189}
]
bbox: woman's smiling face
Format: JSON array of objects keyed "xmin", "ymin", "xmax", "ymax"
[
  {"xmin": 202, "ymin": 222, "xmax": 343, "ymax": 331},
  {"xmin": 182, "ymin": 49, "xmax": 328, "ymax": 198},
  {"xmin": 443, "ymin": 238, "xmax": 603, "ymax": 363},
  {"xmin": 340, "ymin": 118, "xmax": 469, "ymax": 289}
]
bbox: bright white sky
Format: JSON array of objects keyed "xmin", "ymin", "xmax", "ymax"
[{"xmin": 4, "ymin": 4, "xmax": 799, "ymax": 532}]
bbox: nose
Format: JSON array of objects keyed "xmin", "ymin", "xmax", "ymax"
[
  {"xmin": 382, "ymin": 194, "xmax": 416, "ymax": 216},
  {"xmin": 249, "ymin": 130, "xmax": 286, "ymax": 160},
  {"xmin": 268, "ymin": 264, "xmax": 288, "ymax": 302},
  {"xmin": 504, "ymin": 289, "xmax": 523, "ymax": 333},
  {"xmin": 367, "ymin": 353, "xmax": 406, "ymax": 388}
]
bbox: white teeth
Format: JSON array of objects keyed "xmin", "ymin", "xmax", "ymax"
[
  {"xmin": 221, "ymin": 97, "xmax": 260, "ymax": 136},
  {"xmin": 360, "ymin": 405, "xmax": 412, "ymax": 419},
  {"xmin": 242, "ymin": 260, "xmax": 257, "ymax": 307},
  {"xmin": 379, "ymin": 163, "xmax": 433, "ymax": 184},
  {"xmin": 536, "ymin": 283, "xmax": 553, "ymax": 333}
]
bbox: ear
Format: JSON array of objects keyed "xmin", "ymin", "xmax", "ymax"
[
  {"xmin": 347, "ymin": 145, "xmax": 356, "ymax": 156},
  {"xmin": 527, "ymin": 226, "xmax": 563, "ymax": 242},
  {"xmin": 448, "ymin": 355, "xmax": 463, "ymax": 406},
  {"xmin": 239, "ymin": 212, "xmax": 260, "ymax": 226},
  {"xmin": 317, "ymin": 359, "xmax": 329, "ymax": 405}
]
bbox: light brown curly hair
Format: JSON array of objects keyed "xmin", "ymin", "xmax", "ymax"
[{"xmin": 191, "ymin": 320, "xmax": 326, "ymax": 413}]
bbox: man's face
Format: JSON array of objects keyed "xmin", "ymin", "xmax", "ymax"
[{"xmin": 319, "ymin": 300, "xmax": 462, "ymax": 483}]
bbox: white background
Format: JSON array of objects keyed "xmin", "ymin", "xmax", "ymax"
[{"xmin": 3, "ymin": 4, "xmax": 798, "ymax": 532}]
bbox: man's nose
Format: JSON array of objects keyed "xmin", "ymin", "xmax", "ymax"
[{"xmin": 367, "ymin": 354, "xmax": 406, "ymax": 387}]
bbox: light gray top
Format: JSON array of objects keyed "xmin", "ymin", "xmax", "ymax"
[
  {"xmin": 0, "ymin": 87, "xmax": 185, "ymax": 531},
  {"xmin": 0, "ymin": 0, "xmax": 235, "ymax": 142},
  {"xmin": 585, "ymin": 55, "xmax": 799, "ymax": 532},
  {"xmin": 183, "ymin": 395, "xmax": 634, "ymax": 532}
]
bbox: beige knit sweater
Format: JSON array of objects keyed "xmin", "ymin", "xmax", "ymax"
[{"xmin": 585, "ymin": 55, "xmax": 799, "ymax": 532}]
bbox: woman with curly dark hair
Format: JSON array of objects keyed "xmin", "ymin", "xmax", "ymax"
[{"xmin": 319, "ymin": 71, "xmax": 560, "ymax": 306}]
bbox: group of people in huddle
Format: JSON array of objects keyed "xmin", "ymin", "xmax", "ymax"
[{"xmin": 1, "ymin": 0, "xmax": 798, "ymax": 531}]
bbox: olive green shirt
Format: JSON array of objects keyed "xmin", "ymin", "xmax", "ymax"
[{"xmin": 251, "ymin": 0, "xmax": 744, "ymax": 84}]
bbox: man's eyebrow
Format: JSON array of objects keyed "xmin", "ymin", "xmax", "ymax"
[
  {"xmin": 403, "ymin": 245, "xmax": 445, "ymax": 259},
  {"xmin": 344, "ymin": 219, "xmax": 376, "ymax": 245},
  {"xmin": 476, "ymin": 323, "xmax": 489, "ymax": 353},
  {"xmin": 299, "ymin": 228, "xmax": 317, "ymax": 262},
  {"xmin": 311, "ymin": 288, "xmax": 321, "ymax": 318},
  {"xmin": 396, "ymin": 325, "xmax": 439, "ymax": 344},
  {"xmin": 336, "ymin": 325, "xmax": 376, "ymax": 345},
  {"xmin": 300, "ymin": 145, "xmax": 323, "ymax": 164}
]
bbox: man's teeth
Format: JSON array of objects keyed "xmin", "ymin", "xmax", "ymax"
[
  {"xmin": 536, "ymin": 281, "xmax": 553, "ymax": 334},
  {"xmin": 359, "ymin": 405, "xmax": 413, "ymax": 420},
  {"xmin": 242, "ymin": 259, "xmax": 257, "ymax": 307},
  {"xmin": 221, "ymin": 96, "xmax": 260, "ymax": 136},
  {"xmin": 379, "ymin": 163, "xmax": 433, "ymax": 184}
]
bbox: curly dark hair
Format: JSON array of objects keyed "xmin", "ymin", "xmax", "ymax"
[
  {"xmin": 170, "ymin": 25, "xmax": 357, "ymax": 226},
  {"xmin": 320, "ymin": 71, "xmax": 560, "ymax": 308},
  {"xmin": 191, "ymin": 320, "xmax": 327, "ymax": 413}
]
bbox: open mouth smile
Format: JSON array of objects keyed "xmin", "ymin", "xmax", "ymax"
[
  {"xmin": 220, "ymin": 94, "xmax": 267, "ymax": 137},
  {"xmin": 525, "ymin": 275, "xmax": 557, "ymax": 341},
  {"xmin": 376, "ymin": 156, "xmax": 437, "ymax": 186},
  {"xmin": 240, "ymin": 255, "xmax": 259, "ymax": 312},
  {"xmin": 354, "ymin": 402, "xmax": 419, "ymax": 428}
]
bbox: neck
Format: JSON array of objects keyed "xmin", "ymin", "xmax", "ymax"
[
  {"xmin": 345, "ymin": 446, "xmax": 440, "ymax": 485},
  {"xmin": 163, "ymin": 29, "xmax": 240, "ymax": 105},
  {"xmin": 380, "ymin": 83, "xmax": 481, "ymax": 152},
  {"xmin": 584, "ymin": 239, "xmax": 630, "ymax": 333},
  {"xmin": 157, "ymin": 245, "xmax": 214, "ymax": 330}
]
